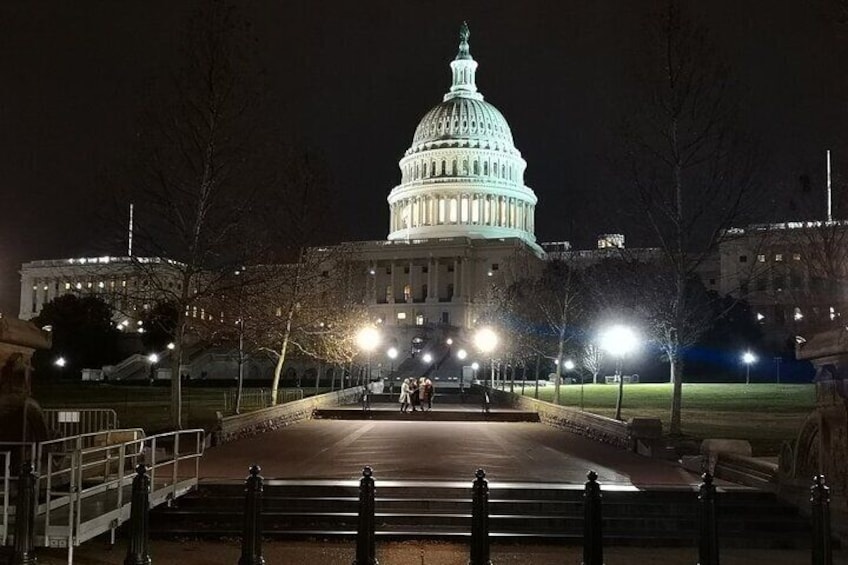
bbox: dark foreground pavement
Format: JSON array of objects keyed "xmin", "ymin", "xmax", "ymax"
[
  {"xmin": 202, "ymin": 419, "xmax": 701, "ymax": 486},
  {"xmin": 33, "ymin": 539, "xmax": 847, "ymax": 565}
]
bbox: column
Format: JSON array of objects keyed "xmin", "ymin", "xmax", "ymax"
[
  {"xmin": 453, "ymin": 258, "xmax": 460, "ymax": 302},
  {"xmin": 389, "ymin": 262, "xmax": 396, "ymax": 304},
  {"xmin": 427, "ymin": 258, "xmax": 435, "ymax": 301},
  {"xmin": 408, "ymin": 261, "xmax": 414, "ymax": 303},
  {"xmin": 461, "ymin": 257, "xmax": 470, "ymax": 300},
  {"xmin": 433, "ymin": 259, "xmax": 440, "ymax": 301}
]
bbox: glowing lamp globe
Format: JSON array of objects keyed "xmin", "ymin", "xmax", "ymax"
[
  {"xmin": 356, "ymin": 327, "xmax": 381, "ymax": 353},
  {"xmin": 474, "ymin": 327, "xmax": 499, "ymax": 354}
]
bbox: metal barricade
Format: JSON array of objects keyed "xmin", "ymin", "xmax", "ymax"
[{"xmin": 43, "ymin": 408, "xmax": 119, "ymax": 438}]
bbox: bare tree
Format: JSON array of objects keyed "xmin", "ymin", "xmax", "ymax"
[
  {"xmin": 620, "ymin": 2, "xmax": 759, "ymax": 434},
  {"xmin": 511, "ymin": 260, "xmax": 587, "ymax": 404},
  {"xmin": 245, "ymin": 246, "xmax": 368, "ymax": 404},
  {"xmin": 124, "ymin": 1, "xmax": 274, "ymax": 428}
]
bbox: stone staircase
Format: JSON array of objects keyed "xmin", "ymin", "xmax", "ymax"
[{"xmin": 151, "ymin": 480, "xmax": 812, "ymax": 548}]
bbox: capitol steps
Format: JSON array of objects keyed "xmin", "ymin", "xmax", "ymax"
[{"xmin": 150, "ymin": 480, "xmax": 812, "ymax": 548}]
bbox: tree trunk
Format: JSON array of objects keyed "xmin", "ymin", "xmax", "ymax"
[
  {"xmin": 270, "ymin": 305, "xmax": 295, "ymax": 406},
  {"xmin": 554, "ymin": 338, "xmax": 565, "ymax": 405},
  {"xmin": 669, "ymin": 355, "xmax": 684, "ymax": 435},
  {"xmin": 170, "ymin": 306, "xmax": 187, "ymax": 430},
  {"xmin": 534, "ymin": 354, "xmax": 541, "ymax": 399},
  {"xmin": 315, "ymin": 361, "xmax": 322, "ymax": 396}
]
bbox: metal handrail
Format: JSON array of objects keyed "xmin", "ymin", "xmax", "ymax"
[{"xmin": 39, "ymin": 428, "xmax": 203, "ymax": 564}]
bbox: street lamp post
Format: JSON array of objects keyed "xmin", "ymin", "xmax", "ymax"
[
  {"xmin": 563, "ymin": 359, "xmax": 578, "ymax": 410},
  {"xmin": 600, "ymin": 325, "xmax": 639, "ymax": 421},
  {"xmin": 387, "ymin": 347, "xmax": 398, "ymax": 394},
  {"xmin": 473, "ymin": 328, "xmax": 499, "ymax": 389},
  {"xmin": 356, "ymin": 327, "xmax": 381, "ymax": 386},
  {"xmin": 742, "ymin": 351, "xmax": 757, "ymax": 385}
]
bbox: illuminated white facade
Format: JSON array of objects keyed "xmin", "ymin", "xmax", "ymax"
[{"xmin": 387, "ymin": 23, "xmax": 539, "ymax": 252}]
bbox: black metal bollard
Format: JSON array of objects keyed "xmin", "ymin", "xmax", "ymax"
[
  {"xmin": 469, "ymin": 468, "xmax": 492, "ymax": 565},
  {"xmin": 238, "ymin": 465, "xmax": 265, "ymax": 565},
  {"xmin": 124, "ymin": 464, "xmax": 151, "ymax": 565},
  {"xmin": 811, "ymin": 474, "xmax": 833, "ymax": 565},
  {"xmin": 352, "ymin": 466, "xmax": 378, "ymax": 565},
  {"xmin": 697, "ymin": 472, "xmax": 719, "ymax": 565},
  {"xmin": 582, "ymin": 470, "xmax": 603, "ymax": 565},
  {"xmin": 12, "ymin": 461, "xmax": 37, "ymax": 565}
]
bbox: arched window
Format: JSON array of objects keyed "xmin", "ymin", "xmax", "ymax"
[
  {"xmin": 494, "ymin": 162, "xmax": 499, "ymax": 178},
  {"xmin": 404, "ymin": 284, "xmax": 412, "ymax": 302},
  {"xmin": 462, "ymin": 159, "xmax": 469, "ymax": 175},
  {"xmin": 452, "ymin": 160, "xmax": 458, "ymax": 176},
  {"xmin": 441, "ymin": 160, "xmax": 447, "ymax": 176},
  {"xmin": 483, "ymin": 161, "xmax": 489, "ymax": 175},
  {"xmin": 414, "ymin": 162, "xmax": 419, "ymax": 180},
  {"xmin": 423, "ymin": 161, "xmax": 428, "ymax": 178},
  {"xmin": 473, "ymin": 160, "xmax": 479, "ymax": 175}
]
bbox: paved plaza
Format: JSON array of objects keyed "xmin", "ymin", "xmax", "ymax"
[{"xmin": 201, "ymin": 419, "xmax": 702, "ymax": 487}]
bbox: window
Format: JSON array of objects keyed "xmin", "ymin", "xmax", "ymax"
[
  {"xmin": 385, "ymin": 286, "xmax": 392, "ymax": 302},
  {"xmin": 422, "ymin": 266, "xmax": 428, "ymax": 274},
  {"xmin": 793, "ymin": 253, "xmax": 801, "ymax": 261},
  {"xmin": 447, "ymin": 283, "xmax": 454, "ymax": 300},
  {"xmin": 775, "ymin": 253, "xmax": 783, "ymax": 262},
  {"xmin": 64, "ymin": 282, "xmax": 71, "ymax": 290},
  {"xmin": 397, "ymin": 312, "xmax": 407, "ymax": 320},
  {"xmin": 403, "ymin": 284, "xmax": 412, "ymax": 301},
  {"xmin": 739, "ymin": 255, "xmax": 748, "ymax": 263},
  {"xmin": 385, "ymin": 266, "xmax": 392, "ymax": 274},
  {"xmin": 757, "ymin": 254, "xmax": 766, "ymax": 262},
  {"xmin": 403, "ymin": 266, "xmax": 410, "ymax": 274},
  {"xmin": 447, "ymin": 264, "xmax": 454, "ymax": 273},
  {"xmin": 492, "ymin": 263, "xmax": 499, "ymax": 271},
  {"xmin": 416, "ymin": 314, "xmax": 425, "ymax": 326},
  {"xmin": 441, "ymin": 312, "xmax": 450, "ymax": 324},
  {"xmin": 322, "ymin": 270, "xmax": 329, "ymax": 278}
]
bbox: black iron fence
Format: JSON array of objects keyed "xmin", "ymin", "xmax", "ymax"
[{"xmin": 5, "ymin": 462, "xmax": 838, "ymax": 564}]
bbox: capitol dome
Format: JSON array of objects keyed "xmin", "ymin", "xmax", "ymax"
[{"xmin": 387, "ymin": 23, "xmax": 538, "ymax": 247}]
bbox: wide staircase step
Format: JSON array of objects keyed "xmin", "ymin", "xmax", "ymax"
[
  {"xmin": 314, "ymin": 406, "xmax": 540, "ymax": 422},
  {"xmin": 150, "ymin": 480, "xmax": 812, "ymax": 548}
]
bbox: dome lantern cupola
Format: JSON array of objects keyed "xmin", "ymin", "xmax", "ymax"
[
  {"xmin": 387, "ymin": 23, "xmax": 539, "ymax": 251},
  {"xmin": 446, "ymin": 22, "xmax": 482, "ymax": 102}
]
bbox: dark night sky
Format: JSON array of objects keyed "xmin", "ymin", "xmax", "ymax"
[{"xmin": 1, "ymin": 0, "xmax": 847, "ymax": 315}]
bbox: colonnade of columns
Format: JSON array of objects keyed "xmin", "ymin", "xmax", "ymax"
[
  {"xmin": 389, "ymin": 193, "xmax": 535, "ymax": 235},
  {"xmin": 370, "ymin": 256, "xmax": 472, "ymax": 306}
]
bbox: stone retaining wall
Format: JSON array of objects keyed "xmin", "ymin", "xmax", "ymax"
[
  {"xmin": 490, "ymin": 389, "xmax": 660, "ymax": 451},
  {"xmin": 215, "ymin": 386, "xmax": 364, "ymax": 444}
]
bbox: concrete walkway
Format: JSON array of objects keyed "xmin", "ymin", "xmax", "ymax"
[{"xmin": 202, "ymin": 418, "xmax": 702, "ymax": 487}]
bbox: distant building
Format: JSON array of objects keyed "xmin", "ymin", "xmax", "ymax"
[
  {"xmin": 718, "ymin": 220, "xmax": 848, "ymax": 345},
  {"xmin": 18, "ymin": 256, "xmax": 181, "ymax": 329}
]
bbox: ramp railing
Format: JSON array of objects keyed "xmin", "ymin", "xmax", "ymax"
[{"xmin": 40, "ymin": 428, "xmax": 204, "ymax": 564}]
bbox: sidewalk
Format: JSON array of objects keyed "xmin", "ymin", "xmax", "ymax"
[{"xmin": 32, "ymin": 539, "xmax": 847, "ymax": 565}]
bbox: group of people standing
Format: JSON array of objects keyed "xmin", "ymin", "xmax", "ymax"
[{"xmin": 399, "ymin": 377, "xmax": 434, "ymax": 412}]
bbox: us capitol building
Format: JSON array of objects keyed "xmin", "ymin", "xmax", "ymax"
[{"xmin": 19, "ymin": 23, "xmax": 547, "ymax": 333}]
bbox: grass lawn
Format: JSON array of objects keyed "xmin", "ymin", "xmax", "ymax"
[
  {"xmin": 31, "ymin": 381, "xmax": 327, "ymax": 434},
  {"xmin": 519, "ymin": 382, "xmax": 815, "ymax": 456}
]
